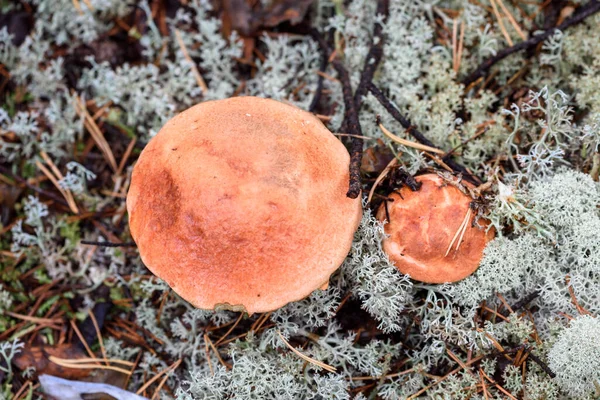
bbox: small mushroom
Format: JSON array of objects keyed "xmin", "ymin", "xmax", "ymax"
[
  {"xmin": 376, "ymin": 174, "xmax": 494, "ymax": 283},
  {"xmin": 127, "ymin": 97, "xmax": 362, "ymax": 314}
]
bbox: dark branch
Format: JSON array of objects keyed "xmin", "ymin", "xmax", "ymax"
[
  {"xmin": 353, "ymin": 0, "xmax": 389, "ymax": 109},
  {"xmin": 502, "ymin": 291, "xmax": 540, "ymax": 317},
  {"xmin": 334, "ymin": 59, "xmax": 364, "ymax": 198},
  {"xmin": 307, "ymin": 0, "xmax": 389, "ymax": 199},
  {"xmin": 367, "ymin": 83, "xmax": 480, "ymax": 184},
  {"xmin": 308, "ymin": 29, "xmax": 364, "ymax": 198},
  {"xmin": 527, "ymin": 350, "xmax": 557, "ymax": 378},
  {"xmin": 80, "ymin": 240, "xmax": 136, "ymax": 247},
  {"xmin": 308, "ymin": 40, "xmax": 328, "ymax": 113},
  {"xmin": 462, "ymin": 0, "xmax": 600, "ymax": 87}
]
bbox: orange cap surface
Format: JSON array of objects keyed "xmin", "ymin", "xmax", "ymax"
[
  {"xmin": 376, "ymin": 174, "xmax": 494, "ymax": 283},
  {"xmin": 127, "ymin": 97, "xmax": 362, "ymax": 313}
]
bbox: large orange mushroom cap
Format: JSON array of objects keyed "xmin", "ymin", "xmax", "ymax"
[
  {"xmin": 376, "ymin": 174, "xmax": 494, "ymax": 283},
  {"xmin": 127, "ymin": 97, "xmax": 362, "ymax": 314}
]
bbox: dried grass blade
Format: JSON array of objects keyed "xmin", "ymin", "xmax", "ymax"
[
  {"xmin": 277, "ymin": 330, "xmax": 336, "ymax": 373},
  {"xmin": 378, "ymin": 122, "xmax": 445, "ymax": 154},
  {"xmin": 174, "ymin": 29, "xmax": 208, "ymax": 93}
]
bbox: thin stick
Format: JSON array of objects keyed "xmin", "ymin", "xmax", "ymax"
[
  {"xmin": 349, "ymin": 368, "xmax": 415, "ymax": 381},
  {"xmin": 92, "ymin": 100, "xmax": 112, "ymax": 120},
  {"xmin": 478, "ymin": 329, "xmax": 513, "ymax": 361},
  {"xmin": 174, "ymin": 29, "xmax": 208, "ymax": 93},
  {"xmin": 367, "ymin": 83, "xmax": 479, "ymax": 184},
  {"xmin": 277, "ymin": 330, "xmax": 336, "ymax": 373},
  {"xmin": 80, "ymin": 240, "xmax": 136, "ymax": 247},
  {"xmin": 333, "ymin": 133, "xmax": 376, "ymax": 140},
  {"xmin": 462, "ymin": 0, "xmax": 600, "ymax": 86}
]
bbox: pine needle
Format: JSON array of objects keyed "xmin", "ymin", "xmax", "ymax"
[
  {"xmin": 48, "ymin": 356, "xmax": 132, "ymax": 375},
  {"xmin": 4, "ymin": 311, "xmax": 62, "ymax": 325},
  {"xmin": 277, "ymin": 330, "xmax": 336, "ymax": 373},
  {"xmin": 378, "ymin": 121, "xmax": 445, "ymax": 154},
  {"xmin": 205, "ymin": 333, "xmax": 231, "ymax": 369},
  {"xmin": 496, "ymin": 0, "xmax": 526, "ymax": 40},
  {"xmin": 174, "ymin": 29, "xmax": 208, "ymax": 93},
  {"xmin": 445, "ymin": 207, "xmax": 472, "ymax": 256},
  {"xmin": 214, "ymin": 313, "xmax": 244, "ymax": 346},
  {"xmin": 481, "ymin": 368, "xmax": 518, "ymax": 399},
  {"xmin": 136, "ymin": 359, "xmax": 181, "ymax": 395},
  {"xmin": 74, "ymin": 95, "xmax": 118, "ymax": 172},
  {"xmin": 88, "ymin": 309, "xmax": 108, "ymax": 364},
  {"xmin": 72, "ymin": 0, "xmax": 83, "ymax": 14},
  {"xmin": 35, "ymin": 160, "xmax": 79, "ymax": 214},
  {"xmin": 407, "ymin": 354, "xmax": 485, "ymax": 399},
  {"xmin": 367, "ymin": 157, "xmax": 399, "ymax": 203},
  {"xmin": 490, "ymin": 0, "xmax": 513, "ymax": 46},
  {"xmin": 57, "ymin": 357, "xmax": 135, "ymax": 366},
  {"xmin": 70, "ymin": 319, "xmax": 97, "ymax": 362}
]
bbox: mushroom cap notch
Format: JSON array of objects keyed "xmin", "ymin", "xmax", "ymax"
[
  {"xmin": 376, "ymin": 174, "xmax": 494, "ymax": 283},
  {"xmin": 127, "ymin": 97, "xmax": 362, "ymax": 313}
]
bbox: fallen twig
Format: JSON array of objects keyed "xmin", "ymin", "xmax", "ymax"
[{"xmin": 462, "ymin": 0, "xmax": 600, "ymax": 87}]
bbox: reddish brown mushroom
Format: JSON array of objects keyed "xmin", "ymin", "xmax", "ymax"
[
  {"xmin": 127, "ymin": 97, "xmax": 362, "ymax": 314},
  {"xmin": 376, "ymin": 174, "xmax": 494, "ymax": 283}
]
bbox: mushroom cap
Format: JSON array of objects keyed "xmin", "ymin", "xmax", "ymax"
[
  {"xmin": 127, "ymin": 97, "xmax": 362, "ymax": 313},
  {"xmin": 376, "ymin": 174, "xmax": 494, "ymax": 283}
]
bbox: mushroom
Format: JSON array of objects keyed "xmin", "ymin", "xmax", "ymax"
[
  {"xmin": 127, "ymin": 97, "xmax": 362, "ymax": 314},
  {"xmin": 376, "ymin": 174, "xmax": 494, "ymax": 283}
]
